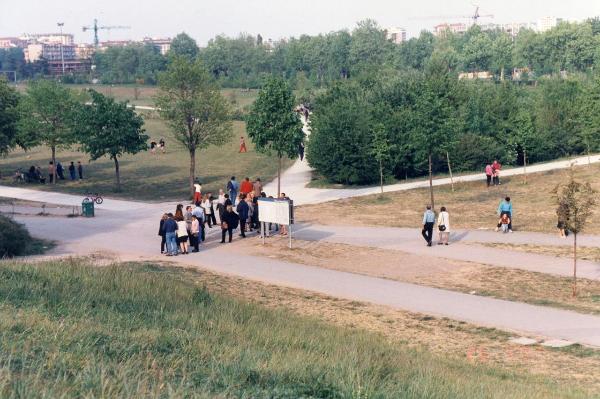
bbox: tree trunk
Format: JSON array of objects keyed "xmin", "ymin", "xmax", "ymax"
[
  {"xmin": 523, "ymin": 148, "xmax": 528, "ymax": 185},
  {"xmin": 428, "ymin": 153, "xmax": 435, "ymax": 210},
  {"xmin": 500, "ymin": 67, "xmax": 505, "ymax": 81},
  {"xmin": 277, "ymin": 156, "xmax": 282, "ymax": 197},
  {"xmin": 51, "ymin": 145, "xmax": 57, "ymax": 185},
  {"xmin": 379, "ymin": 159, "xmax": 384, "ymax": 195},
  {"xmin": 446, "ymin": 151, "xmax": 454, "ymax": 192},
  {"xmin": 113, "ymin": 157, "xmax": 121, "ymax": 192},
  {"xmin": 573, "ymin": 233, "xmax": 578, "ymax": 297},
  {"xmin": 189, "ymin": 148, "xmax": 196, "ymax": 199}
]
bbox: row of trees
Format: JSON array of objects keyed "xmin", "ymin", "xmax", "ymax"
[
  {"xmin": 64, "ymin": 17, "xmax": 600, "ymax": 88},
  {"xmin": 306, "ymin": 58, "xmax": 600, "ymax": 203}
]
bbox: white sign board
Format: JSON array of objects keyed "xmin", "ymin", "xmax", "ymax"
[{"xmin": 258, "ymin": 199, "xmax": 292, "ymax": 226}]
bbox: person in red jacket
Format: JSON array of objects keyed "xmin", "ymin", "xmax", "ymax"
[
  {"xmin": 240, "ymin": 177, "xmax": 253, "ymax": 196},
  {"xmin": 239, "ymin": 136, "xmax": 247, "ymax": 153},
  {"xmin": 492, "ymin": 159, "xmax": 502, "ymax": 185}
]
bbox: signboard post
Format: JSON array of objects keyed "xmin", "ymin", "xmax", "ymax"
[{"xmin": 258, "ymin": 198, "xmax": 294, "ymax": 249}]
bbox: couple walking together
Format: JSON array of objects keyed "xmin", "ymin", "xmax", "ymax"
[{"xmin": 422, "ymin": 206, "xmax": 450, "ymax": 247}]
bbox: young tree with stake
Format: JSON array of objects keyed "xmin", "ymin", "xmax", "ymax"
[
  {"xmin": 370, "ymin": 123, "xmax": 393, "ymax": 195},
  {"xmin": 554, "ymin": 167, "xmax": 596, "ymax": 297},
  {"xmin": 76, "ymin": 90, "xmax": 148, "ymax": 192},
  {"xmin": 156, "ymin": 57, "xmax": 232, "ymax": 198},
  {"xmin": 247, "ymin": 76, "xmax": 304, "ymax": 196}
]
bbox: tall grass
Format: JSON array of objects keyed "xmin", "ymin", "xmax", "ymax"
[{"xmin": 0, "ymin": 260, "xmax": 587, "ymax": 398}]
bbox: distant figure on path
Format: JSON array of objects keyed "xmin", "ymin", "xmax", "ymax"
[
  {"xmin": 48, "ymin": 161, "xmax": 55, "ymax": 184},
  {"xmin": 56, "ymin": 162, "xmax": 65, "ymax": 180},
  {"xmin": 492, "ymin": 159, "xmax": 502, "ymax": 185},
  {"xmin": 194, "ymin": 180, "xmax": 202, "ymax": 205},
  {"xmin": 159, "ymin": 138, "xmax": 166, "ymax": 153},
  {"xmin": 163, "ymin": 213, "xmax": 178, "ymax": 256},
  {"xmin": 240, "ymin": 177, "xmax": 253, "ymax": 196},
  {"xmin": 191, "ymin": 215, "xmax": 200, "ymax": 252},
  {"xmin": 236, "ymin": 193, "xmax": 249, "ymax": 238},
  {"xmin": 175, "ymin": 215, "xmax": 189, "ymax": 254},
  {"xmin": 485, "ymin": 164, "xmax": 493, "ymax": 187},
  {"xmin": 227, "ymin": 176, "xmax": 239, "ymax": 206},
  {"xmin": 421, "ymin": 205, "xmax": 435, "ymax": 247},
  {"xmin": 150, "ymin": 140, "xmax": 157, "ymax": 155},
  {"xmin": 68, "ymin": 162, "xmax": 76, "ymax": 180},
  {"xmin": 201, "ymin": 195, "xmax": 213, "ymax": 228},
  {"xmin": 496, "ymin": 196, "xmax": 513, "ymax": 233},
  {"xmin": 220, "ymin": 205, "xmax": 239, "ymax": 243},
  {"xmin": 77, "ymin": 161, "xmax": 83, "ymax": 180},
  {"xmin": 437, "ymin": 206, "xmax": 450, "ymax": 245},
  {"xmin": 239, "ymin": 136, "xmax": 247, "ymax": 153},
  {"xmin": 557, "ymin": 203, "xmax": 569, "ymax": 238},
  {"xmin": 298, "ymin": 142, "xmax": 305, "ymax": 161}
]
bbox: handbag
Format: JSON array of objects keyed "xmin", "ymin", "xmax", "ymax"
[
  {"xmin": 438, "ymin": 213, "xmax": 446, "ymax": 232},
  {"xmin": 221, "ymin": 222, "xmax": 228, "ymax": 230}
]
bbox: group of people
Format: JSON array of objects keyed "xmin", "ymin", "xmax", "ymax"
[
  {"xmin": 149, "ymin": 138, "xmax": 166, "ymax": 155},
  {"xmin": 421, "ymin": 196, "xmax": 515, "ymax": 246},
  {"xmin": 484, "ymin": 160, "xmax": 502, "ymax": 187},
  {"xmin": 15, "ymin": 161, "xmax": 83, "ymax": 184},
  {"xmin": 158, "ymin": 176, "xmax": 291, "ymax": 256}
]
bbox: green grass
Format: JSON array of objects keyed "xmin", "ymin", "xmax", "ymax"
[
  {"xmin": 0, "ymin": 118, "xmax": 290, "ymax": 201},
  {"xmin": 0, "ymin": 260, "xmax": 590, "ymax": 398}
]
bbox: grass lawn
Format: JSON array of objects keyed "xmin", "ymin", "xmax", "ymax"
[
  {"xmin": 0, "ymin": 118, "xmax": 290, "ymax": 201},
  {"xmin": 297, "ymin": 163, "xmax": 600, "ymax": 234},
  {"xmin": 0, "ymin": 259, "xmax": 589, "ymax": 398}
]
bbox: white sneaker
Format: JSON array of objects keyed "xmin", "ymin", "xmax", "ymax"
[{"xmin": 508, "ymin": 229, "xmax": 513, "ymax": 233}]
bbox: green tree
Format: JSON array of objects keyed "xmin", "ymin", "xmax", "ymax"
[
  {"xmin": 156, "ymin": 57, "xmax": 232, "ymax": 197},
  {"xmin": 247, "ymin": 76, "xmax": 304, "ymax": 196},
  {"xmin": 169, "ymin": 33, "xmax": 200, "ymax": 61},
  {"xmin": 18, "ymin": 80, "xmax": 77, "ymax": 183},
  {"xmin": 76, "ymin": 90, "xmax": 148, "ymax": 191},
  {"xmin": 554, "ymin": 168, "xmax": 596, "ymax": 297},
  {"xmin": 0, "ymin": 78, "xmax": 19, "ymax": 155},
  {"xmin": 579, "ymin": 76, "xmax": 600, "ymax": 164},
  {"xmin": 370, "ymin": 123, "xmax": 393, "ymax": 194},
  {"xmin": 509, "ymin": 109, "xmax": 536, "ymax": 183}
]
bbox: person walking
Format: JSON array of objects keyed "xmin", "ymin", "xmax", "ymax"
[
  {"xmin": 236, "ymin": 193, "xmax": 249, "ymax": 238},
  {"xmin": 437, "ymin": 207, "xmax": 450, "ymax": 245},
  {"xmin": 485, "ymin": 164, "xmax": 493, "ymax": 187},
  {"xmin": 220, "ymin": 205, "xmax": 239, "ymax": 243},
  {"xmin": 201, "ymin": 195, "xmax": 213, "ymax": 228},
  {"xmin": 163, "ymin": 213, "xmax": 178, "ymax": 256},
  {"xmin": 492, "ymin": 159, "xmax": 502, "ymax": 186},
  {"xmin": 77, "ymin": 161, "xmax": 83, "ymax": 180},
  {"xmin": 208, "ymin": 192, "xmax": 218, "ymax": 226},
  {"xmin": 496, "ymin": 196, "xmax": 513, "ymax": 233},
  {"xmin": 227, "ymin": 176, "xmax": 239, "ymax": 207},
  {"xmin": 175, "ymin": 215, "xmax": 189, "ymax": 254},
  {"xmin": 68, "ymin": 162, "xmax": 76, "ymax": 180},
  {"xmin": 158, "ymin": 213, "xmax": 168, "ymax": 254},
  {"xmin": 298, "ymin": 142, "xmax": 305, "ymax": 161},
  {"xmin": 421, "ymin": 205, "xmax": 435, "ymax": 247},
  {"xmin": 239, "ymin": 136, "xmax": 247, "ymax": 153},
  {"xmin": 48, "ymin": 161, "xmax": 55, "ymax": 184},
  {"xmin": 56, "ymin": 162, "xmax": 65, "ymax": 180},
  {"xmin": 159, "ymin": 138, "xmax": 166, "ymax": 153}
]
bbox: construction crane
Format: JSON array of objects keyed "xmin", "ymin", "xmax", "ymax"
[
  {"xmin": 410, "ymin": 5, "xmax": 494, "ymax": 26},
  {"xmin": 82, "ymin": 19, "xmax": 131, "ymax": 47}
]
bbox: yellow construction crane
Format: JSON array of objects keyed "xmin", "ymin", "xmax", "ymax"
[{"xmin": 82, "ymin": 19, "xmax": 131, "ymax": 48}]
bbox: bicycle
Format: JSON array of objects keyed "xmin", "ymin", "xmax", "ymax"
[{"xmin": 83, "ymin": 192, "xmax": 103, "ymax": 204}]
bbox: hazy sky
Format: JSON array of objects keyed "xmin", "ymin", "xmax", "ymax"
[{"xmin": 3, "ymin": 0, "xmax": 600, "ymax": 45}]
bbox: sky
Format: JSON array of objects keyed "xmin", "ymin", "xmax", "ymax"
[{"xmin": 2, "ymin": 0, "xmax": 600, "ymax": 45}]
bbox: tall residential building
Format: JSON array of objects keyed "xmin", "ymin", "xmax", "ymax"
[
  {"xmin": 537, "ymin": 17, "xmax": 562, "ymax": 32},
  {"xmin": 385, "ymin": 27, "xmax": 407, "ymax": 44}
]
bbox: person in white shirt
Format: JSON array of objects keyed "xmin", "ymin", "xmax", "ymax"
[
  {"xmin": 190, "ymin": 215, "xmax": 200, "ymax": 252},
  {"xmin": 194, "ymin": 181, "xmax": 202, "ymax": 205},
  {"xmin": 176, "ymin": 217, "xmax": 189, "ymax": 254},
  {"xmin": 201, "ymin": 195, "xmax": 213, "ymax": 228},
  {"xmin": 437, "ymin": 206, "xmax": 450, "ymax": 245}
]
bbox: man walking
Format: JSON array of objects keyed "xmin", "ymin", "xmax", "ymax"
[
  {"xmin": 163, "ymin": 213, "xmax": 179, "ymax": 256},
  {"xmin": 227, "ymin": 176, "xmax": 239, "ymax": 206},
  {"xmin": 422, "ymin": 205, "xmax": 436, "ymax": 247},
  {"xmin": 68, "ymin": 162, "xmax": 76, "ymax": 180},
  {"xmin": 77, "ymin": 161, "xmax": 84, "ymax": 180},
  {"xmin": 236, "ymin": 193, "xmax": 249, "ymax": 238}
]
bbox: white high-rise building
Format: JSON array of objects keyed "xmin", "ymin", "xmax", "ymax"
[
  {"xmin": 537, "ymin": 17, "xmax": 562, "ymax": 33},
  {"xmin": 386, "ymin": 27, "xmax": 407, "ymax": 44}
]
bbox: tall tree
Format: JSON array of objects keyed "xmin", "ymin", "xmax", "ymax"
[
  {"xmin": 169, "ymin": 33, "xmax": 200, "ymax": 61},
  {"xmin": 247, "ymin": 76, "xmax": 304, "ymax": 196},
  {"xmin": 18, "ymin": 80, "xmax": 77, "ymax": 183},
  {"xmin": 76, "ymin": 90, "xmax": 148, "ymax": 191},
  {"xmin": 0, "ymin": 78, "xmax": 19, "ymax": 155},
  {"xmin": 554, "ymin": 168, "xmax": 596, "ymax": 297},
  {"xmin": 156, "ymin": 57, "xmax": 232, "ymax": 197}
]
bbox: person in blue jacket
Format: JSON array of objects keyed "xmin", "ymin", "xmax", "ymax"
[
  {"xmin": 496, "ymin": 196, "xmax": 513, "ymax": 233},
  {"xmin": 236, "ymin": 194, "xmax": 249, "ymax": 238}
]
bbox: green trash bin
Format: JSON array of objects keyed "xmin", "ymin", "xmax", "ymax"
[{"xmin": 82, "ymin": 200, "xmax": 95, "ymax": 217}]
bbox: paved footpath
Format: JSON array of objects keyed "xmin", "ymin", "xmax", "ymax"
[{"xmin": 292, "ymin": 224, "xmax": 600, "ymax": 280}]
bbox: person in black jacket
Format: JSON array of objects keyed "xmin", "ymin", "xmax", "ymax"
[
  {"xmin": 158, "ymin": 213, "xmax": 168, "ymax": 253},
  {"xmin": 236, "ymin": 194, "xmax": 249, "ymax": 238},
  {"xmin": 220, "ymin": 205, "xmax": 239, "ymax": 243}
]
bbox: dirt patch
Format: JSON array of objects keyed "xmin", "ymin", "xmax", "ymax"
[
  {"xmin": 475, "ymin": 242, "xmax": 600, "ymax": 263},
  {"xmin": 295, "ymin": 164, "xmax": 600, "ymax": 235},
  {"xmin": 233, "ymin": 236, "xmax": 600, "ymax": 315}
]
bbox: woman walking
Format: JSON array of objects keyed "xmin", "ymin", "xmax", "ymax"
[
  {"xmin": 202, "ymin": 195, "xmax": 213, "ymax": 228},
  {"xmin": 437, "ymin": 206, "xmax": 450, "ymax": 245}
]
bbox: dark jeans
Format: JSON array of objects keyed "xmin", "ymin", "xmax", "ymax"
[
  {"xmin": 486, "ymin": 175, "xmax": 492, "ymax": 187},
  {"xmin": 240, "ymin": 220, "xmax": 246, "ymax": 237},
  {"xmin": 190, "ymin": 233, "xmax": 199, "ymax": 251},
  {"xmin": 493, "ymin": 175, "xmax": 500, "ymax": 185},
  {"xmin": 422, "ymin": 222, "xmax": 434, "ymax": 244},
  {"xmin": 210, "ymin": 212, "xmax": 217, "ymax": 226},
  {"xmin": 221, "ymin": 227, "xmax": 233, "ymax": 242},
  {"xmin": 497, "ymin": 211, "xmax": 513, "ymax": 230},
  {"xmin": 205, "ymin": 216, "xmax": 212, "ymax": 228},
  {"xmin": 160, "ymin": 235, "xmax": 166, "ymax": 252}
]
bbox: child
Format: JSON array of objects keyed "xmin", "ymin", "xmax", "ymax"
[{"xmin": 498, "ymin": 213, "xmax": 511, "ymax": 233}]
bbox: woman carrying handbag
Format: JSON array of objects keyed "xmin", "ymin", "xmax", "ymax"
[{"xmin": 437, "ymin": 207, "xmax": 450, "ymax": 246}]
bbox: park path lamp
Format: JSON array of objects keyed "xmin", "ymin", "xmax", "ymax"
[{"xmin": 57, "ymin": 22, "xmax": 65, "ymax": 75}]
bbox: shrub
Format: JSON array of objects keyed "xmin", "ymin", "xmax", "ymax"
[{"xmin": 0, "ymin": 215, "xmax": 34, "ymax": 258}]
